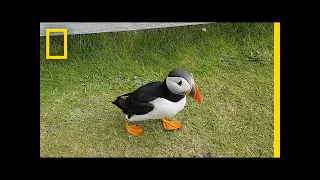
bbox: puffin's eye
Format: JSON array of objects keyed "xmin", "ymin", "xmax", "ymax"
[{"xmin": 177, "ymin": 80, "xmax": 182, "ymax": 86}]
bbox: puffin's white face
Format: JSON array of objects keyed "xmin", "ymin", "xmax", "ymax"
[{"xmin": 166, "ymin": 77, "xmax": 192, "ymax": 95}]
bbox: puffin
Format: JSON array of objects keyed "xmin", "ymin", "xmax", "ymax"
[{"xmin": 112, "ymin": 68, "xmax": 202, "ymax": 136}]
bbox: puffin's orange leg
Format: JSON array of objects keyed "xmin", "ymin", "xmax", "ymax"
[
  {"xmin": 125, "ymin": 121, "xmax": 143, "ymax": 136},
  {"xmin": 160, "ymin": 118, "xmax": 181, "ymax": 130}
]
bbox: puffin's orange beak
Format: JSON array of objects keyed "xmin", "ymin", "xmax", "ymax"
[
  {"xmin": 188, "ymin": 82, "xmax": 202, "ymax": 103},
  {"xmin": 193, "ymin": 83, "xmax": 202, "ymax": 102}
]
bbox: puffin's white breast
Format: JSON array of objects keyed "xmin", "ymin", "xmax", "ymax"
[{"xmin": 126, "ymin": 96, "xmax": 187, "ymax": 122}]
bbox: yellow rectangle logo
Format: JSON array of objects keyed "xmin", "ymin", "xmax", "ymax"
[
  {"xmin": 274, "ymin": 22, "xmax": 280, "ymax": 158},
  {"xmin": 46, "ymin": 28, "xmax": 67, "ymax": 59}
]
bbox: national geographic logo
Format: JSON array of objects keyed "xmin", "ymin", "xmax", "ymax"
[{"xmin": 46, "ymin": 28, "xmax": 67, "ymax": 59}]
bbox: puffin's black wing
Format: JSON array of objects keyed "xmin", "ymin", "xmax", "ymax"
[
  {"xmin": 125, "ymin": 100, "xmax": 154, "ymax": 118},
  {"xmin": 113, "ymin": 82, "xmax": 164, "ymax": 117}
]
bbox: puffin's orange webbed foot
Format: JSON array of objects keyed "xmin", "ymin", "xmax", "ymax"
[
  {"xmin": 160, "ymin": 118, "xmax": 181, "ymax": 130},
  {"xmin": 125, "ymin": 121, "xmax": 143, "ymax": 136}
]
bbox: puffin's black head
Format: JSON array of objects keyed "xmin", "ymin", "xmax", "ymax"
[{"xmin": 165, "ymin": 68, "xmax": 202, "ymax": 102}]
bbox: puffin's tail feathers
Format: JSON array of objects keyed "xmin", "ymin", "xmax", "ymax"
[
  {"xmin": 118, "ymin": 92, "xmax": 132, "ymax": 97},
  {"xmin": 112, "ymin": 96, "xmax": 129, "ymax": 114}
]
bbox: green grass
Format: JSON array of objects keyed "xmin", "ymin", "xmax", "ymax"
[{"xmin": 40, "ymin": 23, "xmax": 274, "ymax": 157}]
